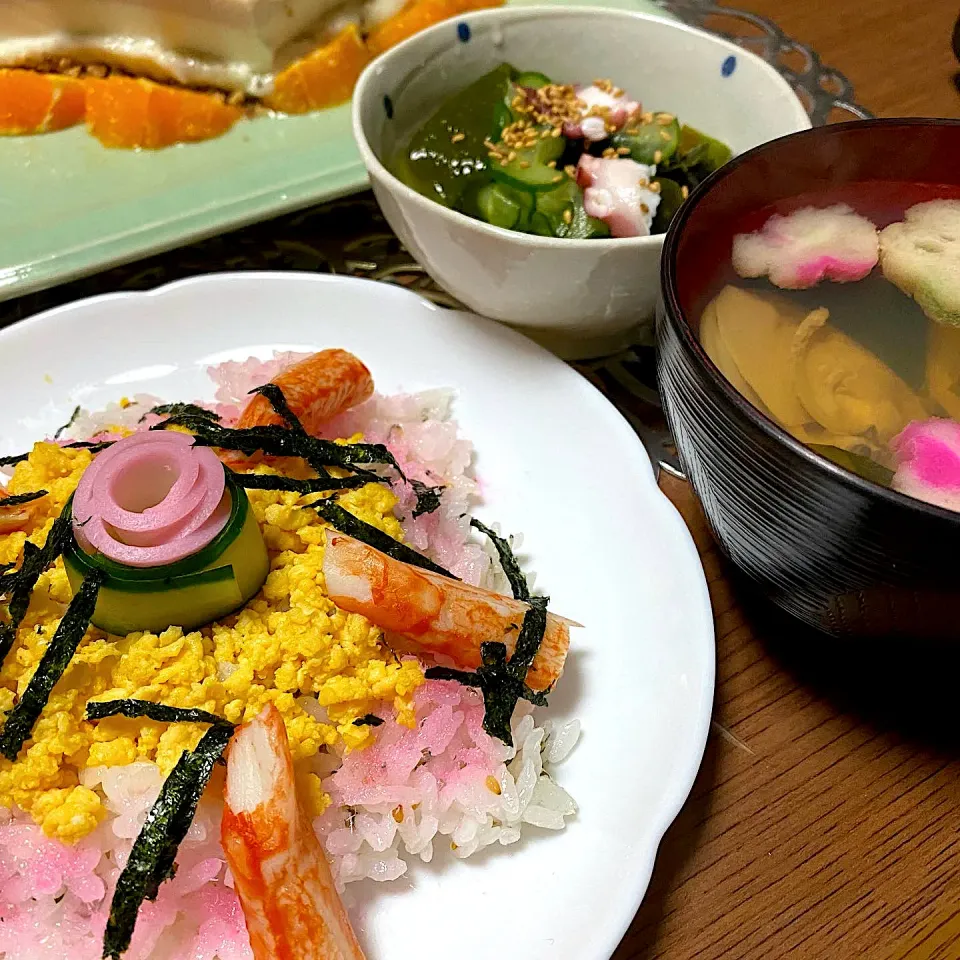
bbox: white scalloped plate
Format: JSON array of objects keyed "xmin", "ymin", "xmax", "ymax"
[{"xmin": 0, "ymin": 273, "xmax": 714, "ymax": 960}]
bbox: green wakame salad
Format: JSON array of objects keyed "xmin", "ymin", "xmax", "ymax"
[{"xmin": 391, "ymin": 64, "xmax": 732, "ymax": 240}]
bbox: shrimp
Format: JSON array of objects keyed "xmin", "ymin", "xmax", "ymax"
[
  {"xmin": 222, "ymin": 704, "xmax": 366, "ymax": 960},
  {"xmin": 0, "ymin": 488, "xmax": 36, "ymax": 535},
  {"xmin": 235, "ymin": 349, "xmax": 374, "ymax": 436},
  {"xmin": 321, "ymin": 529, "xmax": 575, "ymax": 691}
]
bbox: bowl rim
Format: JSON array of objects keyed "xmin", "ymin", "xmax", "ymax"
[
  {"xmin": 351, "ymin": 4, "xmax": 811, "ymax": 252},
  {"xmin": 660, "ymin": 116, "xmax": 960, "ymax": 527}
]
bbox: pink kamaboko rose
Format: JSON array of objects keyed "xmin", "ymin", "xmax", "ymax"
[
  {"xmin": 891, "ymin": 417, "xmax": 960, "ymax": 513},
  {"xmin": 72, "ymin": 432, "xmax": 231, "ymax": 567},
  {"xmin": 732, "ymin": 204, "xmax": 880, "ymax": 290}
]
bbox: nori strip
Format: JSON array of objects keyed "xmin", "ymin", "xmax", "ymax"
[
  {"xmin": 54, "ymin": 406, "xmax": 81, "ymax": 440},
  {"xmin": 410, "ymin": 479, "xmax": 444, "ymax": 519},
  {"xmin": 0, "ymin": 514, "xmax": 74, "ymax": 664},
  {"xmin": 248, "ymin": 383, "xmax": 305, "ymax": 433},
  {"xmin": 0, "ymin": 489, "xmax": 48, "ymax": 508},
  {"xmin": 0, "ymin": 453, "xmax": 29, "ymax": 467},
  {"xmin": 142, "ymin": 403, "xmax": 221, "ymax": 424},
  {"xmin": 86, "ymin": 699, "xmax": 231, "ymax": 728},
  {"xmin": 425, "ymin": 598, "xmax": 550, "ymax": 744},
  {"xmin": 102, "ymin": 723, "xmax": 233, "ymax": 960},
  {"xmin": 152, "ymin": 416, "xmax": 399, "ymax": 477},
  {"xmin": 352, "ymin": 714, "xmax": 385, "ymax": 727},
  {"xmin": 314, "ymin": 498, "xmax": 455, "ymax": 578},
  {"xmin": 63, "ymin": 440, "xmax": 116, "ymax": 454},
  {"xmin": 0, "ymin": 569, "xmax": 105, "ymax": 760},
  {"xmin": 227, "ymin": 470, "xmax": 368, "ymax": 494},
  {"xmin": 470, "ymin": 518, "xmax": 529, "ymax": 601}
]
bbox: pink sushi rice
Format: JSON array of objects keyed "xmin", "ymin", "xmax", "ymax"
[{"xmin": 0, "ymin": 353, "xmax": 579, "ymax": 959}]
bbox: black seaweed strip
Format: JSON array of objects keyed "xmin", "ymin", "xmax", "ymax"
[
  {"xmin": 64, "ymin": 440, "xmax": 115, "ymax": 454},
  {"xmin": 53, "ymin": 406, "xmax": 81, "ymax": 440},
  {"xmin": 507, "ymin": 596, "xmax": 548, "ymax": 680},
  {"xmin": 0, "ymin": 490, "xmax": 48, "ymax": 508},
  {"xmin": 227, "ymin": 471, "xmax": 369, "ymax": 494},
  {"xmin": 410, "ymin": 480, "xmax": 444, "ymax": 519},
  {"xmin": 152, "ymin": 417, "xmax": 398, "ymax": 476},
  {"xmin": 469, "ymin": 518, "xmax": 530, "ymax": 601},
  {"xmin": 314, "ymin": 499, "xmax": 455, "ymax": 578},
  {"xmin": 352, "ymin": 714, "xmax": 385, "ymax": 726},
  {"xmin": 0, "ymin": 453, "xmax": 29, "ymax": 467},
  {"xmin": 248, "ymin": 383, "xmax": 305, "ymax": 433},
  {"xmin": 0, "ymin": 569, "xmax": 105, "ymax": 760},
  {"xmin": 0, "ymin": 514, "xmax": 74, "ymax": 671},
  {"xmin": 142, "ymin": 403, "xmax": 221, "ymax": 424},
  {"xmin": 86, "ymin": 699, "xmax": 231, "ymax": 728},
  {"xmin": 102, "ymin": 723, "xmax": 233, "ymax": 960}
]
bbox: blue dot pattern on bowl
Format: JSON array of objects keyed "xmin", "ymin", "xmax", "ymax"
[
  {"xmin": 457, "ymin": 22, "xmax": 471, "ymax": 42},
  {"xmin": 383, "ymin": 94, "xmax": 394, "ymax": 119},
  {"xmin": 721, "ymin": 55, "xmax": 737, "ymax": 77}
]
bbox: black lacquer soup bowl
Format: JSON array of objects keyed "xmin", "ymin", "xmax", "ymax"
[{"xmin": 657, "ymin": 119, "xmax": 960, "ymax": 640}]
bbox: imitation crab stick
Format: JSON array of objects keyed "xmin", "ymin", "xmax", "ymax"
[
  {"xmin": 235, "ymin": 348, "xmax": 374, "ymax": 435},
  {"xmin": 222, "ymin": 704, "xmax": 367, "ymax": 960},
  {"xmin": 322, "ymin": 529, "xmax": 574, "ymax": 691}
]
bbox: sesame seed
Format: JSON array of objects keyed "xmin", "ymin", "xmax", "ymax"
[
  {"xmin": 638, "ymin": 177, "xmax": 649, "ymax": 187},
  {"xmin": 617, "ymin": 146, "xmax": 631, "ymax": 155},
  {"xmin": 660, "ymin": 130, "xmax": 671, "ymax": 141},
  {"xmin": 656, "ymin": 113, "xmax": 675, "ymax": 124},
  {"xmin": 681, "ymin": 185, "xmax": 689, "ymax": 199},
  {"xmin": 552, "ymin": 174, "xmax": 563, "ymax": 183},
  {"xmin": 564, "ymin": 164, "xmax": 577, "ymax": 178},
  {"xmin": 450, "ymin": 131, "xmax": 465, "ymax": 143},
  {"xmin": 392, "ymin": 805, "xmax": 404, "ymax": 822},
  {"xmin": 640, "ymin": 202, "xmax": 649, "ymax": 214},
  {"xmin": 551, "ymin": 127, "xmax": 562, "ymax": 138},
  {"xmin": 602, "ymin": 147, "xmax": 616, "ymax": 159},
  {"xmin": 563, "ymin": 208, "xmax": 573, "ymax": 225},
  {"xmin": 650, "ymin": 181, "xmax": 661, "ymax": 193},
  {"xmin": 653, "ymin": 150, "xmax": 662, "ymax": 163},
  {"xmin": 486, "ymin": 775, "xmax": 502, "ymax": 794},
  {"xmin": 451, "ymin": 842, "xmax": 458, "ymax": 851},
  {"xmin": 500, "ymin": 159, "xmax": 509, "ymax": 167},
  {"xmin": 547, "ymin": 160, "xmax": 557, "ymax": 168},
  {"xmin": 519, "ymin": 160, "xmax": 530, "ymax": 168}
]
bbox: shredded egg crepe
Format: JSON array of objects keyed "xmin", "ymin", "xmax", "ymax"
[{"xmin": 0, "ymin": 442, "xmax": 423, "ymax": 843}]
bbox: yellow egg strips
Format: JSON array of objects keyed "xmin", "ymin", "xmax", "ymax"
[{"xmin": 0, "ymin": 443, "xmax": 424, "ymax": 842}]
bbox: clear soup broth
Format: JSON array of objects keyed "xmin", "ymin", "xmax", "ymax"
[{"xmin": 698, "ymin": 181, "xmax": 960, "ymax": 510}]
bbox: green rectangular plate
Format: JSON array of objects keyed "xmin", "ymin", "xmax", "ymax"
[{"xmin": 0, "ymin": 0, "xmax": 669, "ymax": 302}]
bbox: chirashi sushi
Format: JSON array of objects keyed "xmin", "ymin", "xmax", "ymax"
[{"xmin": 0, "ymin": 349, "xmax": 580, "ymax": 959}]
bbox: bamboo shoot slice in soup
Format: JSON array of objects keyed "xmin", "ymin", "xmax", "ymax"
[
  {"xmin": 791, "ymin": 307, "xmax": 927, "ymax": 444},
  {"xmin": 711, "ymin": 286, "xmax": 812, "ymax": 429}
]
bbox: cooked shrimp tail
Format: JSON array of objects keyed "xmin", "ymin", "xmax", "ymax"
[
  {"xmin": 222, "ymin": 704, "xmax": 366, "ymax": 960},
  {"xmin": 322, "ymin": 529, "xmax": 574, "ymax": 691},
  {"xmin": 236, "ymin": 349, "xmax": 374, "ymax": 436}
]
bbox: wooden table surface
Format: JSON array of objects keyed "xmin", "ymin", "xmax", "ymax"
[{"xmin": 615, "ymin": 5, "xmax": 960, "ymax": 958}]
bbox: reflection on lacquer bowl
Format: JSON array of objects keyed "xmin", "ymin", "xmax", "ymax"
[
  {"xmin": 657, "ymin": 118, "xmax": 960, "ymax": 640},
  {"xmin": 353, "ymin": 5, "xmax": 809, "ymax": 359}
]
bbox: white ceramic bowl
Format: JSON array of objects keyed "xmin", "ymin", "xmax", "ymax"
[{"xmin": 353, "ymin": 5, "xmax": 810, "ymax": 358}]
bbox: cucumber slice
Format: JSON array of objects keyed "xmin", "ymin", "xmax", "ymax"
[
  {"xmin": 476, "ymin": 183, "xmax": 534, "ymax": 230},
  {"xmin": 514, "ymin": 71, "xmax": 552, "ymax": 89},
  {"xmin": 531, "ymin": 180, "xmax": 609, "ymax": 239},
  {"xmin": 650, "ymin": 177, "xmax": 685, "ymax": 234},
  {"xmin": 490, "ymin": 133, "xmax": 566, "ymax": 191},
  {"xmin": 612, "ymin": 112, "xmax": 680, "ymax": 165},
  {"xmin": 64, "ymin": 477, "xmax": 269, "ymax": 635}
]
